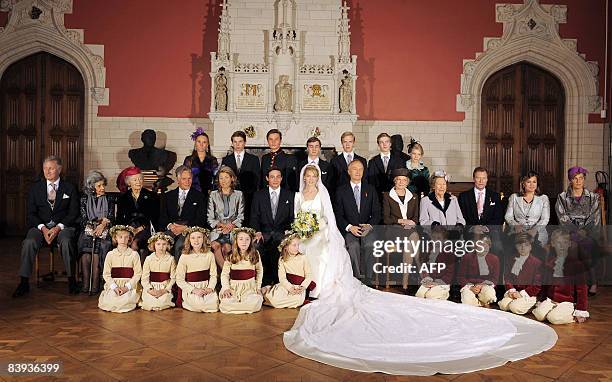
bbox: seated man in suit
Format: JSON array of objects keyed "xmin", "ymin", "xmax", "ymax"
[
  {"xmin": 298, "ymin": 136, "xmax": 333, "ymax": 190},
  {"xmin": 458, "ymin": 167, "xmax": 504, "ymax": 226},
  {"xmin": 250, "ymin": 167, "xmax": 295, "ymax": 285},
  {"xmin": 13, "ymin": 155, "xmax": 80, "ymax": 297},
  {"xmin": 260, "ymin": 129, "xmax": 298, "ymax": 192},
  {"xmin": 330, "ymin": 131, "xmax": 367, "ymax": 192},
  {"xmin": 334, "ymin": 160, "xmax": 381, "ymax": 277},
  {"xmin": 159, "ymin": 165, "xmax": 207, "ymax": 260},
  {"xmin": 221, "ymin": 130, "xmax": 260, "ymax": 222},
  {"xmin": 367, "ymin": 133, "xmax": 406, "ymax": 199}
]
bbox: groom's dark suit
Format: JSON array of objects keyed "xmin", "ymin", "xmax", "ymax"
[
  {"xmin": 334, "ymin": 181, "xmax": 381, "ymax": 277},
  {"xmin": 250, "ymin": 187, "xmax": 295, "ymax": 284}
]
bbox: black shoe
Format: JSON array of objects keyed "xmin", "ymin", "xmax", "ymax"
[{"xmin": 12, "ymin": 283, "xmax": 30, "ymax": 298}]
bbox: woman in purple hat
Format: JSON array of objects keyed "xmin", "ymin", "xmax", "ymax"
[{"xmin": 555, "ymin": 166, "xmax": 601, "ymax": 295}]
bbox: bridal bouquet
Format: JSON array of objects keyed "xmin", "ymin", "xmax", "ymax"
[{"xmin": 291, "ymin": 211, "xmax": 320, "ymax": 239}]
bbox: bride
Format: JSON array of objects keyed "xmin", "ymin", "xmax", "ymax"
[{"xmin": 285, "ymin": 164, "xmax": 557, "ymax": 375}]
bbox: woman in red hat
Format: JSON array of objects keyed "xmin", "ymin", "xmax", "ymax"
[{"xmin": 116, "ymin": 166, "xmax": 160, "ymax": 260}]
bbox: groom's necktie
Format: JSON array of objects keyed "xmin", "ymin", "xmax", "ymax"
[
  {"xmin": 353, "ymin": 184, "xmax": 360, "ymax": 213},
  {"xmin": 271, "ymin": 191, "xmax": 278, "ymax": 220}
]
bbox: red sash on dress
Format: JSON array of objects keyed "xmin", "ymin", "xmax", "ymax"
[
  {"xmin": 230, "ymin": 269, "xmax": 256, "ymax": 280},
  {"xmin": 149, "ymin": 271, "xmax": 170, "ymax": 283},
  {"xmin": 175, "ymin": 270, "xmax": 211, "ymax": 308},
  {"xmin": 185, "ymin": 270, "xmax": 210, "ymax": 282},
  {"xmin": 111, "ymin": 267, "xmax": 134, "ymax": 278},
  {"xmin": 286, "ymin": 273, "xmax": 316, "ymax": 291}
]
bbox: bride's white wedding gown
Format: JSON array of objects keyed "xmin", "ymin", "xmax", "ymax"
[
  {"xmin": 284, "ymin": 165, "xmax": 557, "ymax": 376},
  {"xmin": 294, "ymin": 192, "xmax": 328, "ymax": 298}
]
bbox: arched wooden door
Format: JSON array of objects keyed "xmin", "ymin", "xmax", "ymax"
[
  {"xmin": 480, "ymin": 62, "xmax": 564, "ymax": 202},
  {"xmin": 0, "ymin": 52, "xmax": 84, "ymax": 236}
]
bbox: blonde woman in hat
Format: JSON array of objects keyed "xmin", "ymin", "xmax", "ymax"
[
  {"xmin": 98, "ymin": 225, "xmax": 142, "ymax": 313},
  {"xmin": 263, "ymin": 232, "xmax": 315, "ymax": 308},
  {"xmin": 219, "ymin": 227, "xmax": 264, "ymax": 314},
  {"xmin": 175, "ymin": 226, "xmax": 218, "ymax": 312},
  {"xmin": 140, "ymin": 233, "xmax": 177, "ymax": 311}
]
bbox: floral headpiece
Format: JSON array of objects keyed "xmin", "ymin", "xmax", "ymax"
[
  {"xmin": 182, "ymin": 226, "xmax": 211, "ymax": 237},
  {"xmin": 231, "ymin": 227, "xmax": 257, "ymax": 241},
  {"xmin": 109, "ymin": 225, "xmax": 135, "ymax": 237},
  {"xmin": 277, "ymin": 231, "xmax": 301, "ymax": 253},
  {"xmin": 432, "ymin": 169, "xmax": 450, "ymax": 182},
  {"xmin": 147, "ymin": 232, "xmax": 175, "ymax": 246},
  {"xmin": 190, "ymin": 127, "xmax": 206, "ymax": 141}
]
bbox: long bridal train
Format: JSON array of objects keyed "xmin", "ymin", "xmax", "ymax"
[{"xmin": 284, "ymin": 164, "xmax": 557, "ymax": 376}]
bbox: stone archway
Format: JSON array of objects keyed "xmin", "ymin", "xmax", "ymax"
[
  {"xmin": 457, "ymin": 0, "xmax": 602, "ymax": 188},
  {"xmin": 0, "ymin": 0, "xmax": 109, "ymax": 175}
]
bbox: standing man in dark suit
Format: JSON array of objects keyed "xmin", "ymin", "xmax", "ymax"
[
  {"xmin": 334, "ymin": 160, "xmax": 381, "ymax": 277},
  {"xmin": 159, "ymin": 165, "xmax": 207, "ymax": 260},
  {"xmin": 298, "ymin": 136, "xmax": 333, "ymax": 190},
  {"xmin": 250, "ymin": 167, "xmax": 295, "ymax": 284},
  {"xmin": 260, "ymin": 129, "xmax": 298, "ymax": 192},
  {"xmin": 458, "ymin": 167, "xmax": 504, "ymax": 226},
  {"xmin": 367, "ymin": 133, "xmax": 406, "ymax": 199},
  {"xmin": 221, "ymin": 130, "xmax": 260, "ymax": 223},
  {"xmin": 13, "ymin": 155, "xmax": 80, "ymax": 297},
  {"xmin": 330, "ymin": 131, "xmax": 367, "ymax": 192}
]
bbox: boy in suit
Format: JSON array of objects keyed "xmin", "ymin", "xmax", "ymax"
[{"xmin": 221, "ymin": 130, "xmax": 260, "ymax": 222}]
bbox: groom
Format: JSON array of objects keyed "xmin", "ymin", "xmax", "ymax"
[
  {"xmin": 250, "ymin": 167, "xmax": 295, "ymax": 285},
  {"xmin": 334, "ymin": 160, "xmax": 381, "ymax": 278}
]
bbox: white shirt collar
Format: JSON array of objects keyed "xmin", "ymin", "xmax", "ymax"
[
  {"xmin": 343, "ymin": 151, "xmax": 354, "ymax": 158},
  {"xmin": 474, "ymin": 187, "xmax": 485, "ymax": 197},
  {"xmin": 179, "ymin": 187, "xmax": 189, "ymax": 195},
  {"xmin": 47, "ymin": 179, "xmax": 60, "ymax": 190},
  {"xmin": 268, "ymin": 186, "xmax": 280, "ymax": 196},
  {"xmin": 380, "ymin": 152, "xmax": 390, "ymax": 159},
  {"xmin": 350, "ymin": 181, "xmax": 361, "ymax": 189},
  {"xmin": 235, "ymin": 150, "xmax": 244, "ymax": 158},
  {"xmin": 307, "ymin": 157, "xmax": 319, "ymax": 165},
  {"xmin": 511, "ymin": 255, "xmax": 529, "ymax": 276}
]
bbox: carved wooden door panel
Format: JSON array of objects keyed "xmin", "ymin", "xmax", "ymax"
[
  {"xmin": 0, "ymin": 52, "xmax": 84, "ymax": 236},
  {"xmin": 480, "ymin": 62, "xmax": 564, "ymax": 202}
]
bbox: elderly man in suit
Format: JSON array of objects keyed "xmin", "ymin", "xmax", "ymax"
[
  {"xmin": 13, "ymin": 155, "xmax": 80, "ymax": 297},
  {"xmin": 334, "ymin": 160, "xmax": 381, "ymax": 278},
  {"xmin": 330, "ymin": 131, "xmax": 367, "ymax": 192},
  {"xmin": 159, "ymin": 165, "xmax": 207, "ymax": 260},
  {"xmin": 298, "ymin": 136, "xmax": 333, "ymax": 190},
  {"xmin": 221, "ymin": 130, "xmax": 260, "ymax": 222},
  {"xmin": 250, "ymin": 167, "xmax": 295, "ymax": 285}
]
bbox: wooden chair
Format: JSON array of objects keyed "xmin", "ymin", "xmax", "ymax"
[
  {"xmin": 35, "ymin": 241, "xmax": 58, "ymax": 287},
  {"xmin": 35, "ymin": 240, "xmax": 80, "ymax": 287}
]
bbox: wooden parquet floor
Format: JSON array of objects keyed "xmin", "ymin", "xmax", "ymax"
[{"xmin": 0, "ymin": 238, "xmax": 611, "ymax": 381}]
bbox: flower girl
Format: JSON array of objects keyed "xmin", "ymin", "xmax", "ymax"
[
  {"xmin": 264, "ymin": 233, "xmax": 315, "ymax": 308},
  {"xmin": 140, "ymin": 233, "xmax": 177, "ymax": 311},
  {"xmin": 219, "ymin": 228, "xmax": 264, "ymax": 314},
  {"xmin": 98, "ymin": 225, "xmax": 142, "ymax": 313},
  {"xmin": 176, "ymin": 226, "xmax": 219, "ymax": 312}
]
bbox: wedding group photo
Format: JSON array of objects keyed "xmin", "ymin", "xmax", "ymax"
[{"xmin": 0, "ymin": 0, "xmax": 611, "ymax": 381}]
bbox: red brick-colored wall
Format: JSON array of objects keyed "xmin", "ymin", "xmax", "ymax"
[{"xmin": 0, "ymin": 0, "xmax": 608, "ymax": 121}]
